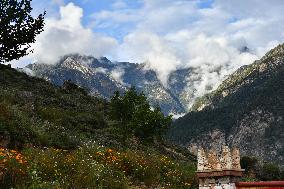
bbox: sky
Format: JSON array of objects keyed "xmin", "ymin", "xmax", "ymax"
[{"xmin": 13, "ymin": 0, "xmax": 284, "ymax": 95}]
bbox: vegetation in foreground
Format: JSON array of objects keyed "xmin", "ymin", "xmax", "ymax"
[
  {"xmin": 0, "ymin": 146, "xmax": 197, "ymax": 188},
  {"xmin": 0, "ymin": 64, "xmax": 197, "ymax": 188}
]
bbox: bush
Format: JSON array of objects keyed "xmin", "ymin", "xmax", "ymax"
[{"xmin": 259, "ymin": 163, "xmax": 281, "ymax": 181}]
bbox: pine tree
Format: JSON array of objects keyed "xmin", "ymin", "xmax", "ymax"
[{"xmin": 0, "ymin": 0, "xmax": 45, "ymax": 63}]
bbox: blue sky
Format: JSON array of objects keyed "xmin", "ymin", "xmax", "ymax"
[
  {"xmin": 31, "ymin": 0, "xmax": 144, "ymax": 41},
  {"xmin": 31, "ymin": 0, "xmax": 217, "ymax": 42},
  {"xmin": 17, "ymin": 0, "xmax": 284, "ymax": 97},
  {"xmin": 82, "ymin": 0, "xmax": 213, "ymax": 40}
]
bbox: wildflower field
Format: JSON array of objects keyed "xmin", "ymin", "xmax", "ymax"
[{"xmin": 0, "ymin": 145, "xmax": 197, "ymax": 188}]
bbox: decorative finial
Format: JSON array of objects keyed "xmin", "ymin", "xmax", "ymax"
[
  {"xmin": 220, "ymin": 146, "xmax": 232, "ymax": 169},
  {"xmin": 197, "ymin": 147, "xmax": 207, "ymax": 171},
  {"xmin": 231, "ymin": 148, "xmax": 241, "ymax": 169}
]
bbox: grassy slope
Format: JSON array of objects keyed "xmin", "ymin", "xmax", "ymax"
[
  {"xmin": 0, "ymin": 64, "xmax": 197, "ymax": 189},
  {"xmin": 0, "ymin": 64, "xmax": 109, "ymax": 149}
]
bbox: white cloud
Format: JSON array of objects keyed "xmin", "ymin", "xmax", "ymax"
[
  {"xmin": 215, "ymin": 0, "xmax": 284, "ymax": 19},
  {"xmin": 29, "ymin": 3, "xmax": 118, "ymax": 64},
  {"xmin": 95, "ymin": 67, "xmax": 108, "ymax": 74},
  {"xmin": 110, "ymin": 67, "xmax": 126, "ymax": 85},
  {"xmin": 171, "ymin": 113, "xmax": 186, "ymax": 120},
  {"xmin": 117, "ymin": 32, "xmax": 182, "ymax": 86}
]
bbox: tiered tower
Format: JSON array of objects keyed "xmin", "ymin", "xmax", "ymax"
[{"xmin": 197, "ymin": 146, "xmax": 244, "ymax": 189}]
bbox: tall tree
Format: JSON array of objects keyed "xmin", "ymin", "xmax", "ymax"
[
  {"xmin": 0, "ymin": 0, "xmax": 45, "ymax": 63},
  {"xmin": 110, "ymin": 87, "xmax": 172, "ymax": 142}
]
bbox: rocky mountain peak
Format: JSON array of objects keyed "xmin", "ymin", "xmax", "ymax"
[
  {"xmin": 263, "ymin": 43, "xmax": 284, "ymax": 59},
  {"xmin": 60, "ymin": 56, "xmax": 94, "ymax": 76},
  {"xmin": 98, "ymin": 57, "xmax": 112, "ymax": 64}
]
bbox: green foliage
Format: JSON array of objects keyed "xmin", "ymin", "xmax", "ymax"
[
  {"xmin": 241, "ymin": 156, "xmax": 258, "ymax": 172},
  {"xmin": 0, "ymin": 148, "xmax": 27, "ymax": 189},
  {"xmin": 62, "ymin": 79, "xmax": 89, "ymax": 95},
  {"xmin": 240, "ymin": 156, "xmax": 259, "ymax": 180},
  {"xmin": 23, "ymin": 147, "xmax": 129, "ymax": 189},
  {"xmin": 0, "ymin": 0, "xmax": 45, "ymax": 63},
  {"xmin": 110, "ymin": 87, "xmax": 172, "ymax": 142},
  {"xmin": 259, "ymin": 163, "xmax": 282, "ymax": 181},
  {"xmin": 240, "ymin": 156, "xmax": 284, "ymax": 181}
]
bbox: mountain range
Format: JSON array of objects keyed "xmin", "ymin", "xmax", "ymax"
[
  {"xmin": 21, "ymin": 44, "xmax": 284, "ymax": 168},
  {"xmin": 23, "ymin": 54, "xmax": 217, "ymax": 116}
]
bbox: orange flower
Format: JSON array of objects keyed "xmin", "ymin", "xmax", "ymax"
[
  {"xmin": 107, "ymin": 149, "xmax": 113, "ymax": 153},
  {"xmin": 15, "ymin": 154, "xmax": 21, "ymax": 160},
  {"xmin": 11, "ymin": 150, "xmax": 17, "ymax": 153},
  {"xmin": 96, "ymin": 152, "xmax": 103, "ymax": 156}
]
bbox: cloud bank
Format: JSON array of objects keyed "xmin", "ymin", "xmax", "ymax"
[
  {"xmin": 16, "ymin": 0, "xmax": 284, "ymax": 106},
  {"xmin": 30, "ymin": 3, "xmax": 118, "ymax": 64},
  {"xmin": 105, "ymin": 0, "xmax": 284, "ymax": 92}
]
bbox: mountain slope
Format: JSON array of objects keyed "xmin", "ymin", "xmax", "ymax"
[
  {"xmin": 0, "ymin": 64, "xmax": 197, "ymax": 188},
  {"xmin": 25, "ymin": 54, "xmax": 187, "ymax": 115},
  {"xmin": 168, "ymin": 44, "xmax": 284, "ymax": 167}
]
